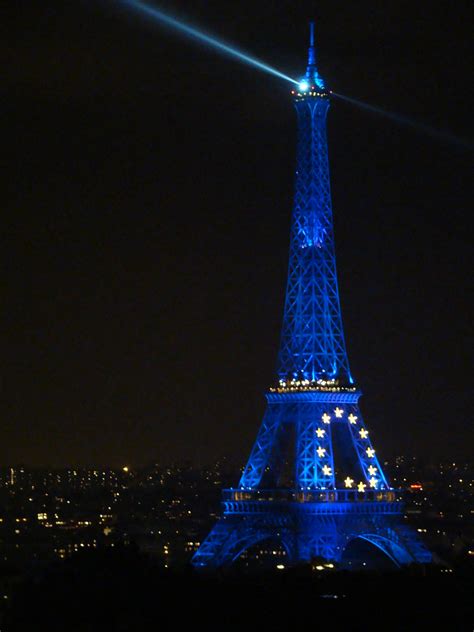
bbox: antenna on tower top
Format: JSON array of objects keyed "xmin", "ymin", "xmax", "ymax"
[
  {"xmin": 303, "ymin": 20, "xmax": 325, "ymax": 90},
  {"xmin": 307, "ymin": 21, "xmax": 316, "ymax": 69}
]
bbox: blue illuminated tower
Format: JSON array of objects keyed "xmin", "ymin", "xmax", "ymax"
[{"xmin": 192, "ymin": 24, "xmax": 431, "ymax": 569}]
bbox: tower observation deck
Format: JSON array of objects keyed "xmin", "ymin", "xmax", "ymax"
[{"xmin": 192, "ymin": 23, "xmax": 431, "ymax": 569}]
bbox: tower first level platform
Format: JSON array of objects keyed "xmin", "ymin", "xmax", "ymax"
[{"xmin": 193, "ymin": 491, "xmax": 430, "ymax": 568}]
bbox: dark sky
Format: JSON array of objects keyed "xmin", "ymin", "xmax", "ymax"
[{"xmin": 2, "ymin": 1, "xmax": 473, "ymax": 468}]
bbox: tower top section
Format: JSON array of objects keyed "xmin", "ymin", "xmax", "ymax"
[
  {"xmin": 281, "ymin": 20, "xmax": 351, "ymax": 386},
  {"xmin": 292, "ymin": 22, "xmax": 329, "ymax": 99}
]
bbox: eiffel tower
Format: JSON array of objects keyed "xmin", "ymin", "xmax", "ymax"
[{"xmin": 192, "ymin": 24, "xmax": 431, "ymax": 569}]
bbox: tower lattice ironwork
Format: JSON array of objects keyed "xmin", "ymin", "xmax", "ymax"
[{"xmin": 192, "ymin": 24, "xmax": 431, "ymax": 569}]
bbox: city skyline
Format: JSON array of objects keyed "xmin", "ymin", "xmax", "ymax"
[{"xmin": 3, "ymin": 1, "xmax": 472, "ymax": 467}]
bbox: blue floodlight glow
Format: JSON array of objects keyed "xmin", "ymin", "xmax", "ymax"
[
  {"xmin": 118, "ymin": 0, "xmax": 299, "ymax": 85},
  {"xmin": 299, "ymin": 80, "xmax": 309, "ymax": 92}
]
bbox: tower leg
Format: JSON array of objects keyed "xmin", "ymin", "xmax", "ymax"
[
  {"xmin": 239, "ymin": 405, "xmax": 284, "ymax": 489},
  {"xmin": 192, "ymin": 515, "xmax": 296, "ymax": 568}
]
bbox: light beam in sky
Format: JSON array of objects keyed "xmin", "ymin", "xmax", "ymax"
[
  {"xmin": 116, "ymin": 3, "xmax": 472, "ymax": 150},
  {"xmin": 332, "ymin": 92, "xmax": 473, "ymax": 150},
  {"xmin": 119, "ymin": 0, "xmax": 299, "ymax": 85}
]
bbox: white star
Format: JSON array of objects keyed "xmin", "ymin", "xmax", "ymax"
[
  {"xmin": 359, "ymin": 428, "xmax": 369, "ymax": 439},
  {"xmin": 315, "ymin": 428, "xmax": 326, "ymax": 438},
  {"xmin": 322, "ymin": 465, "xmax": 332, "ymax": 476},
  {"xmin": 366, "ymin": 448, "xmax": 375, "ymax": 458},
  {"xmin": 344, "ymin": 476, "xmax": 354, "ymax": 488},
  {"xmin": 368, "ymin": 465, "xmax": 377, "ymax": 476},
  {"xmin": 348, "ymin": 413, "xmax": 358, "ymax": 424},
  {"xmin": 321, "ymin": 413, "xmax": 331, "ymax": 424},
  {"xmin": 369, "ymin": 477, "xmax": 378, "ymax": 488},
  {"xmin": 316, "ymin": 447, "xmax": 326, "ymax": 458},
  {"xmin": 334, "ymin": 407, "xmax": 344, "ymax": 418},
  {"xmin": 357, "ymin": 482, "xmax": 366, "ymax": 493}
]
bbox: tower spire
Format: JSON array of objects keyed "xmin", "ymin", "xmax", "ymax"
[
  {"xmin": 307, "ymin": 21, "xmax": 316, "ymax": 70},
  {"xmin": 303, "ymin": 20, "xmax": 325, "ymax": 90}
]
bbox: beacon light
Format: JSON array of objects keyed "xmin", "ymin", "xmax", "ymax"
[{"xmin": 299, "ymin": 80, "xmax": 309, "ymax": 92}]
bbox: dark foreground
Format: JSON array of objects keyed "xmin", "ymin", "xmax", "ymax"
[{"xmin": 2, "ymin": 546, "xmax": 473, "ymax": 631}]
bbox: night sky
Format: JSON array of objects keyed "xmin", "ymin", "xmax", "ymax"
[{"xmin": 3, "ymin": 1, "xmax": 473, "ymax": 467}]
